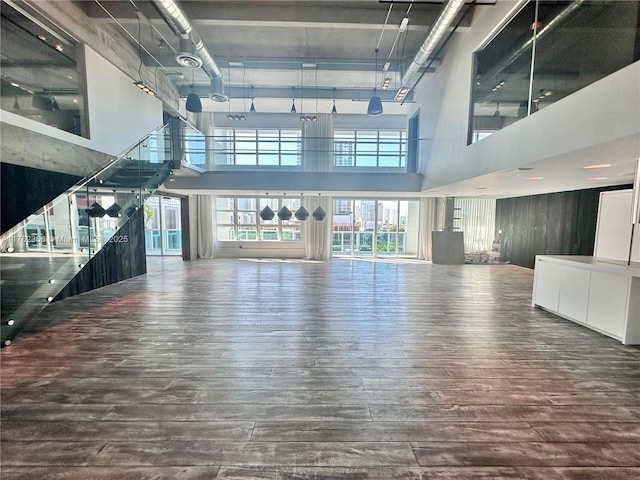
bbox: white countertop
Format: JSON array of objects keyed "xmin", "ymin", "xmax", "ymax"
[{"xmin": 536, "ymin": 255, "xmax": 640, "ymax": 278}]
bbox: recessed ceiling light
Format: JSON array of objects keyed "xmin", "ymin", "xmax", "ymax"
[
  {"xmin": 475, "ymin": 187, "xmax": 487, "ymax": 190},
  {"xmin": 583, "ymin": 164, "xmax": 611, "ymax": 169},
  {"xmin": 518, "ymin": 167, "xmax": 533, "ymax": 171},
  {"xmin": 228, "ymin": 61, "xmax": 244, "ymax": 67},
  {"xmin": 10, "ymin": 82, "xmax": 19, "ymax": 87},
  {"xmin": 54, "ymin": 44, "xmax": 64, "ymax": 52},
  {"xmin": 587, "ymin": 177, "xmax": 607, "ymax": 181},
  {"xmin": 72, "ymin": 98, "xmax": 78, "ymax": 103},
  {"xmin": 524, "ymin": 176, "xmax": 544, "ymax": 181},
  {"xmin": 38, "ymin": 34, "xmax": 46, "ymax": 41},
  {"xmin": 66, "ymin": 74, "xmax": 73, "ymax": 79}
]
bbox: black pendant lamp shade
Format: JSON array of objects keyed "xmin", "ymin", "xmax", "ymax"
[
  {"xmin": 186, "ymin": 92, "xmax": 202, "ymax": 113},
  {"xmin": 259, "ymin": 205, "xmax": 275, "ymax": 221},
  {"xmin": 295, "ymin": 206, "xmax": 310, "ymax": 221},
  {"xmin": 367, "ymin": 48, "xmax": 383, "ymax": 116},
  {"xmin": 367, "ymin": 91, "xmax": 383, "ymax": 116},
  {"xmin": 277, "ymin": 206, "xmax": 293, "ymax": 221},
  {"xmin": 186, "ymin": 69, "xmax": 202, "ymax": 113},
  {"xmin": 312, "ymin": 206, "xmax": 326, "ymax": 221}
]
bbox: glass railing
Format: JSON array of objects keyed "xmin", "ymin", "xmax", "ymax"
[
  {"xmin": 0, "ymin": 121, "xmax": 178, "ymax": 346},
  {"xmin": 179, "ymin": 126, "xmax": 408, "ymax": 171},
  {"xmin": 470, "ymin": 0, "xmax": 640, "ymax": 143}
]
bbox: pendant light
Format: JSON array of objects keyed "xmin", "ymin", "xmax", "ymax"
[
  {"xmin": 185, "ymin": 69, "xmax": 202, "ymax": 113},
  {"xmin": 312, "ymin": 193, "xmax": 327, "ymax": 221},
  {"xmin": 295, "ymin": 193, "xmax": 310, "ymax": 221},
  {"xmin": 367, "ymin": 48, "xmax": 383, "ymax": 116},
  {"xmin": 250, "ymin": 85, "xmax": 256, "ymax": 113},
  {"xmin": 331, "ymin": 87, "xmax": 337, "ymax": 114},
  {"xmin": 290, "ymin": 87, "xmax": 297, "ymax": 113}
]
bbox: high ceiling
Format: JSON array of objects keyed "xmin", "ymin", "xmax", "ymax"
[{"xmin": 77, "ymin": 0, "xmax": 489, "ymax": 114}]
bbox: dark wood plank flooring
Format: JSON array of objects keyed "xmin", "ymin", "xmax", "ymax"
[{"xmin": 2, "ymin": 257, "xmax": 640, "ymax": 479}]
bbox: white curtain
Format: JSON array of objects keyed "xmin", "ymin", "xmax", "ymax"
[
  {"xmin": 196, "ymin": 113, "xmax": 216, "ymax": 171},
  {"xmin": 197, "ymin": 194, "xmax": 216, "ymax": 258},
  {"xmin": 302, "ymin": 114, "xmax": 333, "ymax": 172},
  {"xmin": 454, "ymin": 197, "xmax": 497, "ymax": 253},
  {"xmin": 418, "ymin": 197, "xmax": 438, "ymax": 260},
  {"xmin": 302, "ymin": 196, "xmax": 333, "ymax": 260}
]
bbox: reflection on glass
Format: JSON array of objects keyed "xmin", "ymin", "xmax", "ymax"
[
  {"xmin": 1, "ymin": 3, "xmax": 88, "ymax": 137},
  {"xmin": 470, "ymin": 0, "xmax": 640, "ymax": 143}
]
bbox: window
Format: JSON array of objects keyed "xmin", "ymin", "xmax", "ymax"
[
  {"xmin": 334, "ymin": 130, "xmax": 406, "ymax": 168},
  {"xmin": 216, "ymin": 197, "xmax": 302, "ymax": 241},
  {"xmin": 212, "ymin": 129, "xmax": 302, "ymax": 166},
  {"xmin": 332, "ymin": 199, "xmax": 419, "ymax": 257},
  {"xmin": 1, "ymin": 2, "xmax": 88, "ymax": 137}
]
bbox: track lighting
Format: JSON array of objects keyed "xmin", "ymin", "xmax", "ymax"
[
  {"xmin": 395, "ymin": 87, "xmax": 409, "ymax": 101},
  {"xmin": 382, "ymin": 78, "xmax": 392, "ymax": 90},
  {"xmin": 227, "ymin": 114, "xmax": 246, "ymax": 121},
  {"xmin": 134, "ymin": 81, "xmax": 156, "ymax": 96}
]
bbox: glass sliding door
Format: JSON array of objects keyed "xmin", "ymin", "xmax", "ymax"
[
  {"xmin": 145, "ymin": 196, "xmax": 183, "ymax": 256},
  {"xmin": 333, "ymin": 199, "xmax": 420, "ymax": 258}
]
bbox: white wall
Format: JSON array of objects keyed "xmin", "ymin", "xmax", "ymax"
[
  {"xmin": 85, "ymin": 46, "xmax": 163, "ymax": 156},
  {"xmin": 1, "ymin": 46, "xmax": 163, "ymax": 158},
  {"xmin": 409, "ymin": 0, "xmax": 640, "ymax": 190}
]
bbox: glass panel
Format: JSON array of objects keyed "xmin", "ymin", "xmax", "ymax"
[
  {"xmin": 1, "ymin": 3, "xmax": 88, "ymax": 137},
  {"xmin": 281, "ymin": 228, "xmax": 301, "ymax": 241},
  {"xmin": 237, "ymin": 211, "xmax": 256, "ymax": 225},
  {"xmin": 237, "ymin": 198, "xmax": 256, "ymax": 210},
  {"xmin": 216, "ymin": 198, "xmax": 235, "ymax": 210},
  {"xmin": 470, "ymin": 0, "xmax": 640, "ymax": 143},
  {"xmin": 531, "ymin": 0, "xmax": 640, "ymax": 114},
  {"xmin": 333, "ymin": 199, "xmax": 353, "ymax": 255},
  {"xmin": 356, "ymin": 155, "xmax": 377, "ymax": 167},
  {"xmin": 238, "ymin": 227, "xmax": 257, "ymax": 240},
  {"xmin": 378, "ymin": 156, "xmax": 400, "ymax": 167},
  {"xmin": 470, "ymin": 2, "xmax": 536, "ymax": 142},
  {"xmin": 260, "ymin": 226, "xmax": 278, "ymax": 241},
  {"xmin": 354, "ymin": 200, "xmax": 375, "ymax": 256},
  {"xmin": 217, "ymin": 211, "xmax": 235, "ymax": 224},
  {"xmin": 217, "ymin": 226, "xmax": 236, "ymax": 240}
]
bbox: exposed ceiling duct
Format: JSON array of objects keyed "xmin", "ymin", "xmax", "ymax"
[
  {"xmin": 401, "ymin": 0, "xmax": 467, "ymax": 88},
  {"xmin": 151, "ymin": 0, "xmax": 227, "ymax": 101}
]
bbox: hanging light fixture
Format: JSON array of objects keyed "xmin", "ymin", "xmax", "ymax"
[
  {"xmin": 312, "ymin": 194, "xmax": 327, "ymax": 221},
  {"xmin": 295, "ymin": 193, "xmax": 310, "ymax": 221},
  {"xmin": 331, "ymin": 87, "xmax": 337, "ymax": 114},
  {"xmin": 290, "ymin": 87, "xmax": 297, "ymax": 113},
  {"xmin": 493, "ymin": 102, "xmax": 500, "ymax": 117},
  {"xmin": 250, "ymin": 85, "xmax": 256, "ymax": 113},
  {"xmin": 367, "ymin": 48, "xmax": 383, "ymax": 116},
  {"xmin": 185, "ymin": 69, "xmax": 202, "ymax": 113},
  {"xmin": 260, "ymin": 193, "xmax": 275, "ymax": 221}
]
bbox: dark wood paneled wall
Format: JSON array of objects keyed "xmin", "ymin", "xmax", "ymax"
[
  {"xmin": 54, "ymin": 209, "xmax": 147, "ymax": 301},
  {"xmin": 495, "ymin": 185, "xmax": 632, "ymax": 269},
  {"xmin": 1, "ymin": 163, "xmax": 81, "ymax": 234}
]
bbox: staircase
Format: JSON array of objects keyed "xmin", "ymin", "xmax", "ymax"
[{"xmin": 0, "ymin": 121, "xmax": 188, "ymax": 346}]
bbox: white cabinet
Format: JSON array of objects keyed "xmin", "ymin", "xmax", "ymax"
[
  {"xmin": 532, "ymin": 260, "xmax": 561, "ymax": 311},
  {"xmin": 558, "ymin": 266, "xmax": 591, "ymax": 324},
  {"xmin": 587, "ymin": 272, "xmax": 630, "ymax": 339},
  {"xmin": 532, "ymin": 256, "xmax": 640, "ymax": 345}
]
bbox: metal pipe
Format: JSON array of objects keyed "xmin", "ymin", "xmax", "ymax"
[
  {"xmin": 401, "ymin": 0, "xmax": 466, "ymax": 87},
  {"xmin": 151, "ymin": 0, "xmax": 226, "ymax": 100}
]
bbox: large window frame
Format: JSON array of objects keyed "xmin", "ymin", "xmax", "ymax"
[
  {"xmin": 216, "ymin": 197, "xmax": 302, "ymax": 242},
  {"xmin": 212, "ymin": 129, "xmax": 302, "ymax": 167},
  {"xmin": 333, "ymin": 130, "xmax": 406, "ymax": 168}
]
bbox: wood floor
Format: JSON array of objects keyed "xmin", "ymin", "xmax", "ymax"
[{"xmin": 2, "ymin": 257, "xmax": 640, "ymax": 479}]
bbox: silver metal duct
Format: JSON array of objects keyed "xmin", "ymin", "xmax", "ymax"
[
  {"xmin": 152, "ymin": 0, "xmax": 227, "ymax": 101},
  {"xmin": 401, "ymin": 0, "xmax": 466, "ymax": 87}
]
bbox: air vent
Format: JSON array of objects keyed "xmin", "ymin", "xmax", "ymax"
[
  {"xmin": 176, "ymin": 38, "xmax": 202, "ymax": 69},
  {"xmin": 209, "ymin": 77, "xmax": 228, "ymax": 102}
]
